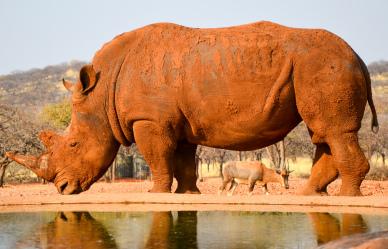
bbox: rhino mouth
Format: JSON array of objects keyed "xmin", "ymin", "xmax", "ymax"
[{"xmin": 56, "ymin": 180, "xmax": 83, "ymax": 195}]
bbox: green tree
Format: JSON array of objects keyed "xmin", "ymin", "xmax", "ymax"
[{"xmin": 41, "ymin": 99, "xmax": 72, "ymax": 129}]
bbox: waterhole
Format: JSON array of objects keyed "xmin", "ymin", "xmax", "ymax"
[{"xmin": 0, "ymin": 211, "xmax": 387, "ymax": 249}]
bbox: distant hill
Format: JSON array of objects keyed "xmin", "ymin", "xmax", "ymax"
[
  {"xmin": 369, "ymin": 60, "xmax": 388, "ymax": 75},
  {"xmin": 0, "ymin": 61, "xmax": 86, "ymax": 113}
]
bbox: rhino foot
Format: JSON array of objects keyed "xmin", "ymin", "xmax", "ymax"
[
  {"xmin": 338, "ymin": 187, "xmax": 363, "ymax": 196},
  {"xmin": 299, "ymin": 187, "xmax": 329, "ymax": 196},
  {"xmin": 148, "ymin": 186, "xmax": 172, "ymax": 193},
  {"xmin": 175, "ymin": 186, "xmax": 201, "ymax": 194}
]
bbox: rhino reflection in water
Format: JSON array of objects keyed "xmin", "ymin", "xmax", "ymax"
[
  {"xmin": 145, "ymin": 211, "xmax": 198, "ymax": 249},
  {"xmin": 308, "ymin": 213, "xmax": 368, "ymax": 246},
  {"xmin": 309, "ymin": 213, "xmax": 388, "ymax": 249},
  {"xmin": 16, "ymin": 212, "xmax": 117, "ymax": 249}
]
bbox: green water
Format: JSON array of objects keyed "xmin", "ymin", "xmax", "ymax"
[{"xmin": 0, "ymin": 211, "xmax": 387, "ymax": 249}]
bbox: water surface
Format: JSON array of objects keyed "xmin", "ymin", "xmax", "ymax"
[{"xmin": 0, "ymin": 211, "xmax": 387, "ymax": 249}]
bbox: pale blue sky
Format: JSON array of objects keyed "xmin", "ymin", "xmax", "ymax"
[{"xmin": 0, "ymin": 0, "xmax": 387, "ymax": 75}]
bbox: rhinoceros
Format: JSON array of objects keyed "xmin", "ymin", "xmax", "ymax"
[{"xmin": 6, "ymin": 21, "xmax": 378, "ymax": 195}]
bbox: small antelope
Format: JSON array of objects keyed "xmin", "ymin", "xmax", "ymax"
[{"xmin": 218, "ymin": 161, "xmax": 291, "ymax": 196}]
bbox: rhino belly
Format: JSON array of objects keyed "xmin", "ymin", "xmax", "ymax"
[{"xmin": 183, "ymin": 97, "xmax": 301, "ymax": 150}]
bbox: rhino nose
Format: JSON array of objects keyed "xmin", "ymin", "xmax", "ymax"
[
  {"xmin": 58, "ymin": 181, "xmax": 68, "ymax": 194},
  {"xmin": 57, "ymin": 181, "xmax": 82, "ymax": 195}
]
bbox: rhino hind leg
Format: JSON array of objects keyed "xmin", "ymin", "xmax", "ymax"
[
  {"xmin": 301, "ymin": 143, "xmax": 338, "ymax": 195},
  {"xmin": 133, "ymin": 121, "xmax": 174, "ymax": 193},
  {"xmin": 294, "ymin": 54, "xmax": 370, "ymax": 196},
  {"xmin": 174, "ymin": 143, "xmax": 201, "ymax": 194},
  {"xmin": 327, "ymin": 133, "xmax": 369, "ymax": 196},
  {"xmin": 302, "ymin": 133, "xmax": 368, "ymax": 196}
]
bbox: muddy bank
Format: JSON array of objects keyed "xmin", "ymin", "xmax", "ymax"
[
  {"xmin": 0, "ymin": 178, "xmax": 387, "ymax": 213},
  {"xmin": 1, "ymin": 177, "xmax": 387, "ymax": 197}
]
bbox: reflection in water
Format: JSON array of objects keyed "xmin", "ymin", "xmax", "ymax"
[
  {"xmin": 145, "ymin": 211, "xmax": 198, "ymax": 249},
  {"xmin": 145, "ymin": 212, "xmax": 172, "ymax": 249},
  {"xmin": 16, "ymin": 212, "xmax": 117, "ymax": 249},
  {"xmin": 0, "ymin": 211, "xmax": 386, "ymax": 249},
  {"xmin": 308, "ymin": 213, "xmax": 368, "ymax": 245},
  {"xmin": 316, "ymin": 230, "xmax": 388, "ymax": 249},
  {"xmin": 173, "ymin": 211, "xmax": 198, "ymax": 249}
]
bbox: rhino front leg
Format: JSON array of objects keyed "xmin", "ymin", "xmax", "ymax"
[
  {"xmin": 133, "ymin": 121, "xmax": 175, "ymax": 193},
  {"xmin": 174, "ymin": 143, "xmax": 201, "ymax": 194}
]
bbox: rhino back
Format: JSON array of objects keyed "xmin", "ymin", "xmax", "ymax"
[{"xmin": 90, "ymin": 22, "xmax": 357, "ymax": 150}]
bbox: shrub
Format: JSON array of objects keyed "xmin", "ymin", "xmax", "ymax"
[
  {"xmin": 41, "ymin": 99, "xmax": 71, "ymax": 129},
  {"xmin": 365, "ymin": 165, "xmax": 388, "ymax": 180}
]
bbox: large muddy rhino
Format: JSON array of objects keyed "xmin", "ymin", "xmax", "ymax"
[{"xmin": 7, "ymin": 21, "xmax": 378, "ymax": 195}]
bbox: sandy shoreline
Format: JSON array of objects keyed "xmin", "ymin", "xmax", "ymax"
[{"xmin": 1, "ymin": 178, "xmax": 387, "ymax": 213}]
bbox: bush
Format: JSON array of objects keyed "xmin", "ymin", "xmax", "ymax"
[
  {"xmin": 5, "ymin": 162, "xmax": 39, "ymax": 183},
  {"xmin": 365, "ymin": 165, "xmax": 388, "ymax": 180},
  {"xmin": 41, "ymin": 99, "xmax": 72, "ymax": 129}
]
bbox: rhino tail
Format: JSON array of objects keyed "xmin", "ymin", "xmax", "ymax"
[{"xmin": 357, "ymin": 54, "xmax": 379, "ymax": 133}]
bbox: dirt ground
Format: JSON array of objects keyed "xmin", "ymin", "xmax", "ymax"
[
  {"xmin": 1, "ymin": 177, "xmax": 387, "ymax": 198},
  {"xmin": 0, "ymin": 177, "xmax": 387, "ymax": 214}
]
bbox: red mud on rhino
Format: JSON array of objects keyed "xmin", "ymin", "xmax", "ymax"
[{"xmin": 7, "ymin": 21, "xmax": 378, "ymax": 196}]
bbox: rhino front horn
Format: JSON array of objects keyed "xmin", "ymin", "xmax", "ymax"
[{"xmin": 5, "ymin": 151, "xmax": 54, "ymax": 181}]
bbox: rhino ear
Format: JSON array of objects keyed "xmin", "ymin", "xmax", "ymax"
[
  {"xmin": 63, "ymin": 79, "xmax": 76, "ymax": 92},
  {"xmin": 79, "ymin": 64, "xmax": 99, "ymax": 94}
]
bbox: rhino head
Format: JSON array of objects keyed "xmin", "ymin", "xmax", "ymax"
[{"xmin": 6, "ymin": 64, "xmax": 121, "ymax": 194}]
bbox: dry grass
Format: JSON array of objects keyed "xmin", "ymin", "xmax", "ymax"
[{"xmin": 366, "ymin": 165, "xmax": 388, "ymax": 181}]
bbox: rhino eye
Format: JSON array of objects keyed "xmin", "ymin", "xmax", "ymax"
[{"xmin": 70, "ymin": 142, "xmax": 79, "ymax": 147}]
